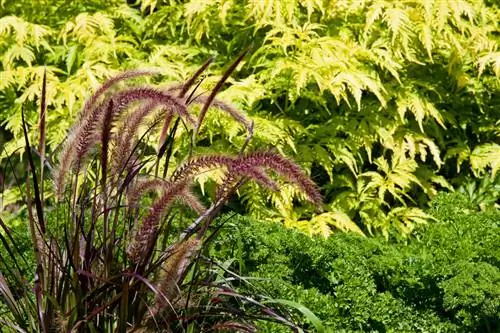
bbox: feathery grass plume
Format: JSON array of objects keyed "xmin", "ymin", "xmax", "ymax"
[
  {"xmin": 127, "ymin": 180, "xmax": 190, "ymax": 264},
  {"xmin": 54, "ymin": 71, "xmax": 159, "ymax": 199},
  {"xmin": 53, "ymin": 102, "xmax": 104, "ymax": 199},
  {"xmin": 214, "ymin": 172, "xmax": 239, "ymax": 202},
  {"xmin": 112, "ymin": 87, "xmax": 195, "ymax": 125},
  {"xmin": 126, "ymin": 178, "xmax": 171, "ymax": 208},
  {"xmin": 80, "ymin": 69, "xmax": 159, "ymax": 120},
  {"xmin": 172, "ymin": 152, "xmax": 319, "ymax": 204},
  {"xmin": 153, "ymin": 238, "xmax": 200, "ymax": 314},
  {"xmin": 56, "ymin": 91, "xmax": 163, "ymax": 200},
  {"xmin": 127, "ymin": 178, "xmax": 206, "ymax": 215},
  {"xmin": 171, "ymin": 154, "xmax": 234, "ymax": 182},
  {"xmin": 212, "ymin": 163, "xmax": 279, "ymax": 198},
  {"xmin": 240, "ymin": 151, "xmax": 322, "ymax": 205},
  {"xmin": 180, "ymin": 190, "xmax": 206, "ymax": 214},
  {"xmin": 194, "ymin": 49, "xmax": 248, "ymax": 138},
  {"xmin": 112, "ymin": 100, "xmax": 160, "ymax": 175},
  {"xmin": 230, "ymin": 164, "xmax": 279, "ymax": 191}
]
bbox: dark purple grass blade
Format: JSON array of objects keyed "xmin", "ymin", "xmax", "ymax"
[
  {"xmin": 194, "ymin": 49, "xmax": 249, "ymax": 138},
  {"xmin": 161, "ymin": 118, "xmax": 180, "ymax": 178},
  {"xmin": 34, "ymin": 265, "xmax": 47, "ymax": 333},
  {"xmin": 100, "ymin": 99, "xmax": 113, "ymax": 194},
  {"xmin": 179, "ymin": 56, "xmax": 215, "ymax": 98},
  {"xmin": 22, "ymin": 107, "xmax": 45, "ymax": 234},
  {"xmin": 70, "ymin": 293, "xmax": 123, "ymax": 331}
]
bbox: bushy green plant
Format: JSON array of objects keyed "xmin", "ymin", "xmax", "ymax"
[
  {"xmin": 211, "ymin": 192, "xmax": 500, "ymax": 332},
  {"xmin": 1, "ymin": 0, "xmax": 499, "ymax": 238},
  {"xmin": 440, "ymin": 262, "xmax": 500, "ymax": 330},
  {"xmin": 0, "ymin": 58, "xmax": 323, "ymax": 331}
]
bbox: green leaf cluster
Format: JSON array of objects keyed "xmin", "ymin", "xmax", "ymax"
[{"xmin": 210, "ymin": 192, "xmax": 500, "ymax": 332}]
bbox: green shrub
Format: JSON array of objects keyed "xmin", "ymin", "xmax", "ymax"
[
  {"xmin": 1, "ymin": 0, "xmax": 499, "ymax": 238},
  {"xmin": 211, "ymin": 192, "xmax": 500, "ymax": 332},
  {"xmin": 440, "ymin": 262, "xmax": 500, "ymax": 330}
]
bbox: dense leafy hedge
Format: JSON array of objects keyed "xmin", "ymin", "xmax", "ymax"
[
  {"xmin": 210, "ymin": 193, "xmax": 500, "ymax": 332},
  {"xmin": 1, "ymin": 0, "xmax": 499, "ymax": 238}
]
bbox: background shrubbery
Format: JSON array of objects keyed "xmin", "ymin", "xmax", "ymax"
[{"xmin": 211, "ymin": 193, "xmax": 500, "ymax": 332}]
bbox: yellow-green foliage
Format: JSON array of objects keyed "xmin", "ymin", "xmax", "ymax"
[{"xmin": 0, "ymin": 0, "xmax": 499, "ymax": 239}]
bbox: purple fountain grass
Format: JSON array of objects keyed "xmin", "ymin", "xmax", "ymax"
[
  {"xmin": 240, "ymin": 151, "xmax": 322, "ymax": 205},
  {"xmin": 126, "ymin": 178, "xmax": 205, "ymax": 214},
  {"xmin": 10, "ymin": 56, "xmax": 323, "ymax": 332},
  {"xmin": 172, "ymin": 152, "xmax": 321, "ymax": 205},
  {"xmin": 80, "ymin": 69, "xmax": 160, "ymax": 120},
  {"xmin": 112, "ymin": 100, "xmax": 161, "ymax": 175},
  {"xmin": 152, "ymin": 238, "xmax": 200, "ymax": 314},
  {"xmin": 112, "ymin": 87, "xmax": 195, "ymax": 125},
  {"xmin": 127, "ymin": 179, "xmax": 192, "ymax": 264}
]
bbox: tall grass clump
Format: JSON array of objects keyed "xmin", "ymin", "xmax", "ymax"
[{"xmin": 0, "ymin": 55, "xmax": 322, "ymax": 332}]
